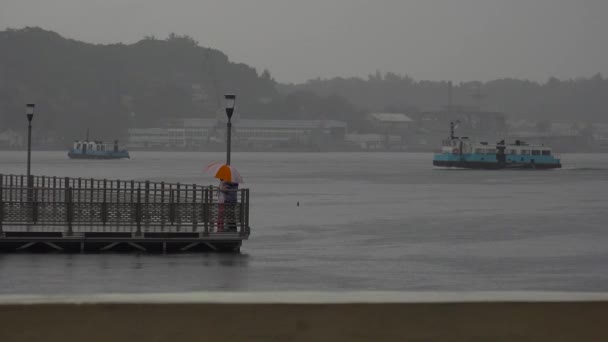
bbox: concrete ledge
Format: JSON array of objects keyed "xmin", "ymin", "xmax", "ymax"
[{"xmin": 1, "ymin": 292, "xmax": 607, "ymax": 341}]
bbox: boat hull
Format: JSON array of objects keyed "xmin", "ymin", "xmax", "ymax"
[
  {"xmin": 432, "ymin": 159, "xmax": 561, "ymax": 170},
  {"xmin": 433, "ymin": 153, "xmax": 561, "ymax": 170}
]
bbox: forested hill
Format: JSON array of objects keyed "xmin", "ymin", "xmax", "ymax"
[
  {"xmin": 281, "ymin": 72, "xmax": 608, "ymax": 123},
  {"xmin": 2, "ymin": 27, "xmax": 606, "ymax": 146},
  {"xmin": 0, "ymin": 27, "xmax": 281, "ymax": 142}
]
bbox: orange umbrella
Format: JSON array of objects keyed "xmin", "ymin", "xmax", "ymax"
[{"xmin": 204, "ymin": 162, "xmax": 244, "ymax": 184}]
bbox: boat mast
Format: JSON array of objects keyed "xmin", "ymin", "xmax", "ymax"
[
  {"xmin": 450, "ymin": 120, "xmax": 460, "ymax": 139},
  {"xmin": 448, "ymin": 81, "xmax": 453, "ymax": 114},
  {"xmin": 450, "ymin": 122, "xmax": 455, "ymax": 139}
]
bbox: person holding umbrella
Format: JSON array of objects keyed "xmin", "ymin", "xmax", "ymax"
[{"xmin": 205, "ymin": 162, "xmax": 243, "ymax": 232}]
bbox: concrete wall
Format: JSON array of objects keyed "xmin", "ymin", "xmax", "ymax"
[{"xmin": 1, "ymin": 292, "xmax": 607, "ymax": 342}]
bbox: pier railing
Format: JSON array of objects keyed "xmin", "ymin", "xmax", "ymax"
[{"xmin": 0, "ymin": 174, "xmax": 250, "ymax": 237}]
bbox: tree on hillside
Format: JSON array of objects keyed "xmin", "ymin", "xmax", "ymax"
[{"xmin": 283, "ymin": 72, "xmax": 608, "ymax": 122}]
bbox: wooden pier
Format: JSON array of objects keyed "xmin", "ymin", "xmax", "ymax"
[{"xmin": 0, "ymin": 174, "xmax": 250, "ymax": 253}]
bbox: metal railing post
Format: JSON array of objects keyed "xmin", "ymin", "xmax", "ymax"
[
  {"xmin": 102, "ymin": 179, "xmax": 107, "ymax": 225},
  {"xmin": 66, "ymin": 186, "xmax": 73, "ymax": 236},
  {"xmin": 176, "ymin": 183, "xmax": 181, "ymax": 228},
  {"xmin": 160, "ymin": 182, "xmax": 165, "ymax": 230},
  {"xmin": 52, "ymin": 176, "xmax": 57, "ymax": 203},
  {"xmin": 245, "ymin": 189, "xmax": 250, "ymax": 235},
  {"xmin": 169, "ymin": 189, "xmax": 175, "ymax": 224},
  {"xmin": 203, "ymin": 187, "xmax": 209, "ymax": 236},
  {"xmin": 0, "ymin": 177, "xmax": 3, "ymax": 235},
  {"xmin": 136, "ymin": 187, "xmax": 142, "ymax": 235},
  {"xmin": 89, "ymin": 178, "xmax": 94, "ymax": 223},
  {"xmin": 192, "ymin": 185, "xmax": 197, "ymax": 232},
  {"xmin": 9, "ymin": 175, "xmax": 13, "ymax": 202},
  {"xmin": 27, "ymin": 174, "xmax": 34, "ymax": 203},
  {"xmin": 19, "ymin": 175, "xmax": 24, "ymax": 202},
  {"xmin": 32, "ymin": 187, "xmax": 38, "ymax": 223},
  {"xmin": 145, "ymin": 181, "xmax": 150, "ymax": 225},
  {"xmin": 130, "ymin": 180, "xmax": 135, "ymax": 211},
  {"xmin": 116, "ymin": 180, "xmax": 121, "ymax": 223},
  {"xmin": 239, "ymin": 189, "xmax": 245, "ymax": 235}
]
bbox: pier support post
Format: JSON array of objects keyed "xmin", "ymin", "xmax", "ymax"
[
  {"xmin": 100, "ymin": 242, "xmax": 120, "ymax": 252},
  {"xmin": 127, "ymin": 242, "xmax": 146, "ymax": 252},
  {"xmin": 203, "ymin": 242, "xmax": 218, "ymax": 251},
  {"xmin": 180, "ymin": 242, "xmax": 200, "ymax": 252},
  {"xmin": 16, "ymin": 242, "xmax": 36, "ymax": 251},
  {"xmin": 44, "ymin": 242, "xmax": 63, "ymax": 251}
]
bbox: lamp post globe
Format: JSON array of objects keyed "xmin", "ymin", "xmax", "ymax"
[
  {"xmin": 224, "ymin": 94, "xmax": 236, "ymax": 120},
  {"xmin": 26, "ymin": 103, "xmax": 35, "ymax": 122},
  {"xmin": 224, "ymin": 94, "xmax": 236, "ymax": 165}
]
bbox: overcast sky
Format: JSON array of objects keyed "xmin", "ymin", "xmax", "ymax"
[{"xmin": 1, "ymin": 0, "xmax": 607, "ymax": 83}]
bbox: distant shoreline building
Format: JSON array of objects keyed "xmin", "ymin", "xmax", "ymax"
[
  {"xmin": 128, "ymin": 118, "xmax": 347, "ymax": 150},
  {"xmin": 0, "ymin": 130, "xmax": 24, "ymax": 148},
  {"xmin": 506, "ymin": 120, "xmax": 599, "ymax": 152},
  {"xmin": 366, "ymin": 112, "xmax": 413, "ymax": 150},
  {"xmin": 353, "ymin": 108, "xmax": 507, "ymax": 151}
]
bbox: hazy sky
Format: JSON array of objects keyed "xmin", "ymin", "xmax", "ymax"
[{"xmin": 1, "ymin": 0, "xmax": 607, "ymax": 83}]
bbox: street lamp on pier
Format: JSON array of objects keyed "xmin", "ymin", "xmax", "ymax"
[
  {"xmin": 224, "ymin": 94, "xmax": 236, "ymax": 165},
  {"xmin": 26, "ymin": 103, "xmax": 35, "ymax": 180},
  {"xmin": 25, "ymin": 103, "xmax": 35, "ymax": 201}
]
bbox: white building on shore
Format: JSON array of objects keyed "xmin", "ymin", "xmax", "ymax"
[
  {"xmin": 0, "ymin": 130, "xmax": 24, "ymax": 148},
  {"xmin": 128, "ymin": 118, "xmax": 347, "ymax": 149}
]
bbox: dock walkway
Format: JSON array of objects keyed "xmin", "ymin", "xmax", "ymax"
[{"xmin": 0, "ymin": 174, "xmax": 250, "ymax": 252}]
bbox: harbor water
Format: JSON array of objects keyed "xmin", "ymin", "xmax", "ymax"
[{"xmin": 0, "ymin": 151, "xmax": 607, "ymax": 294}]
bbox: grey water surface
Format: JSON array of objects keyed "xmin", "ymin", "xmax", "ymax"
[{"xmin": 0, "ymin": 151, "xmax": 607, "ymax": 294}]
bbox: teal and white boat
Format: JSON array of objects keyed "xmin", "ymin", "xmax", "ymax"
[
  {"xmin": 433, "ymin": 122, "xmax": 561, "ymax": 169},
  {"xmin": 68, "ymin": 139, "xmax": 130, "ymax": 159}
]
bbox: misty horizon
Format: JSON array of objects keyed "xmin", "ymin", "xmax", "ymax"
[
  {"xmin": 2, "ymin": 0, "xmax": 607, "ymax": 84},
  {"xmin": 1, "ymin": 2, "xmax": 608, "ymax": 338}
]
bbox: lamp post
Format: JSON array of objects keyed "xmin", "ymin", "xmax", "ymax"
[
  {"xmin": 26, "ymin": 103, "xmax": 35, "ymax": 178},
  {"xmin": 26, "ymin": 104, "xmax": 35, "ymax": 200},
  {"xmin": 224, "ymin": 94, "xmax": 236, "ymax": 165}
]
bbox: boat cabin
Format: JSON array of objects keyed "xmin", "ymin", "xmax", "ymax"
[
  {"xmin": 73, "ymin": 140, "xmax": 120, "ymax": 153},
  {"xmin": 440, "ymin": 138, "xmax": 553, "ymax": 156}
]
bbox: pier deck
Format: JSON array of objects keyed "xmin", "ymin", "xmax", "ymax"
[{"xmin": 0, "ymin": 174, "xmax": 250, "ymax": 253}]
